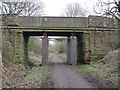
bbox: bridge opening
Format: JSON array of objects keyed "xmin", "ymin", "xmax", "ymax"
[
  {"xmin": 48, "ymin": 36, "xmax": 67, "ymax": 64},
  {"xmin": 23, "ymin": 31, "xmax": 85, "ymax": 66}
]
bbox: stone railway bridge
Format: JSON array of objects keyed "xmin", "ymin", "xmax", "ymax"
[{"xmin": 2, "ymin": 14, "xmax": 119, "ymax": 65}]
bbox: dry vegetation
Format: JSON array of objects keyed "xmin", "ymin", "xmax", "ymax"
[
  {"xmin": 78, "ymin": 49, "xmax": 119, "ymax": 88},
  {"xmin": 91, "ymin": 50, "xmax": 118, "ymax": 87},
  {"xmin": 2, "ymin": 58, "xmax": 48, "ymax": 88}
]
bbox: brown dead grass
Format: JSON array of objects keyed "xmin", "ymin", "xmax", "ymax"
[
  {"xmin": 91, "ymin": 50, "xmax": 118, "ymax": 88},
  {"xmin": 2, "ymin": 57, "xmax": 48, "ymax": 88},
  {"xmin": 2, "ymin": 58, "xmax": 26, "ymax": 88}
]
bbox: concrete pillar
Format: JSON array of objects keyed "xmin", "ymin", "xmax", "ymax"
[
  {"xmin": 69, "ymin": 35, "xmax": 77, "ymax": 65},
  {"xmin": 42, "ymin": 33, "xmax": 49, "ymax": 64},
  {"xmin": 67, "ymin": 36, "xmax": 70, "ymax": 64},
  {"xmin": 67, "ymin": 34, "xmax": 77, "ymax": 65}
]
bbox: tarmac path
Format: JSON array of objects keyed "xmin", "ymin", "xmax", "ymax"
[{"xmin": 41, "ymin": 54, "xmax": 97, "ymax": 88}]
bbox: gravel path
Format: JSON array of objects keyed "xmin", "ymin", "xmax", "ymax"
[{"xmin": 41, "ymin": 54, "xmax": 97, "ymax": 88}]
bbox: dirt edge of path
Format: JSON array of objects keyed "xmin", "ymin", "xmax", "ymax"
[{"xmin": 40, "ymin": 65, "xmax": 55, "ymax": 88}]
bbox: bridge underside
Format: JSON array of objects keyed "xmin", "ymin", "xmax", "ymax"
[{"xmin": 23, "ymin": 31, "xmax": 82, "ymax": 36}]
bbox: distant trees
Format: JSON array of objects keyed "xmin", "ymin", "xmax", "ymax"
[
  {"xmin": 62, "ymin": 3, "xmax": 87, "ymax": 17},
  {"xmin": 0, "ymin": 0, "xmax": 44, "ymax": 16},
  {"xmin": 54, "ymin": 41, "xmax": 67, "ymax": 54},
  {"xmin": 28, "ymin": 37, "xmax": 42, "ymax": 55}
]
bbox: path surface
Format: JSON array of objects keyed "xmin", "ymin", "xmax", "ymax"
[{"xmin": 41, "ymin": 54, "xmax": 97, "ymax": 88}]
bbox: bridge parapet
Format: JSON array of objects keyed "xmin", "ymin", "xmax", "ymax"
[{"xmin": 18, "ymin": 16, "xmax": 88, "ymax": 28}]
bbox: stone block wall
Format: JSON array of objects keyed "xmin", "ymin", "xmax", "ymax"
[
  {"xmin": 83, "ymin": 33, "xmax": 91, "ymax": 62},
  {"xmin": 84, "ymin": 30, "xmax": 118, "ymax": 61},
  {"xmin": 2, "ymin": 14, "xmax": 18, "ymax": 26},
  {"xmin": 14, "ymin": 31, "xmax": 24, "ymax": 64},
  {"xmin": 88, "ymin": 15, "xmax": 118, "ymax": 28}
]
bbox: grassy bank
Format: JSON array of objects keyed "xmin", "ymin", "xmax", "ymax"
[
  {"xmin": 77, "ymin": 50, "xmax": 119, "ymax": 88},
  {"xmin": 19, "ymin": 65, "xmax": 48, "ymax": 88},
  {"xmin": 2, "ymin": 57, "xmax": 49, "ymax": 88}
]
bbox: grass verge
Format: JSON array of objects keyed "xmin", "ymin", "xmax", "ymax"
[{"xmin": 78, "ymin": 65, "xmax": 93, "ymax": 76}]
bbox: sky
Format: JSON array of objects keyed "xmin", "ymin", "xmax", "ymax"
[
  {"xmin": 40, "ymin": 0, "xmax": 113, "ymax": 16},
  {"xmin": 41, "ymin": 0, "xmax": 98, "ymax": 16},
  {"xmin": 1, "ymin": 0, "xmax": 114, "ymax": 16}
]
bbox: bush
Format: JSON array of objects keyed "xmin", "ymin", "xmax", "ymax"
[
  {"xmin": 2, "ymin": 37, "xmax": 14, "ymax": 61},
  {"xmin": 54, "ymin": 41, "xmax": 67, "ymax": 54},
  {"xmin": 28, "ymin": 37, "xmax": 42, "ymax": 55}
]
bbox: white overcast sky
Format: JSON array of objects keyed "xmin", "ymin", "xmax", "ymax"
[
  {"xmin": 1, "ymin": 0, "xmax": 115, "ymax": 16},
  {"xmin": 40, "ymin": 0, "xmax": 111, "ymax": 16},
  {"xmin": 41, "ymin": 0, "xmax": 97, "ymax": 16}
]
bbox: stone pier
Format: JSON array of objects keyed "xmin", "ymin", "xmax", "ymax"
[
  {"xmin": 14, "ymin": 31, "xmax": 24, "ymax": 64},
  {"xmin": 42, "ymin": 33, "xmax": 49, "ymax": 64}
]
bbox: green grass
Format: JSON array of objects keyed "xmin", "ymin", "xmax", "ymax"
[{"xmin": 78, "ymin": 65, "xmax": 93, "ymax": 75}]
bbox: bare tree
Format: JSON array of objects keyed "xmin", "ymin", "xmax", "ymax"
[
  {"xmin": 20, "ymin": 1, "xmax": 44, "ymax": 16},
  {"xmin": 62, "ymin": 3, "xmax": 87, "ymax": 17},
  {"xmin": 0, "ymin": 0, "xmax": 44, "ymax": 16},
  {"xmin": 94, "ymin": 0, "xmax": 120, "ymax": 20}
]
